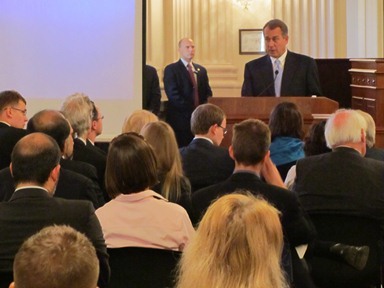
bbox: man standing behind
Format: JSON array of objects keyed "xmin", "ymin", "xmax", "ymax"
[
  {"xmin": 143, "ymin": 64, "xmax": 161, "ymax": 116},
  {"xmin": 0, "ymin": 90, "xmax": 28, "ymax": 169},
  {"xmin": 241, "ymin": 19, "xmax": 322, "ymax": 97},
  {"xmin": 164, "ymin": 38, "xmax": 212, "ymax": 147}
]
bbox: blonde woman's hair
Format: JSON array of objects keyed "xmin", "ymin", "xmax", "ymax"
[
  {"xmin": 122, "ymin": 109, "xmax": 158, "ymax": 133},
  {"xmin": 176, "ymin": 193, "xmax": 288, "ymax": 288},
  {"xmin": 140, "ymin": 121, "xmax": 185, "ymax": 202}
]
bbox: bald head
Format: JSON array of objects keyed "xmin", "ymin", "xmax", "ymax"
[
  {"xmin": 178, "ymin": 38, "xmax": 195, "ymax": 62},
  {"xmin": 11, "ymin": 133, "xmax": 61, "ymax": 186},
  {"xmin": 27, "ymin": 110, "xmax": 70, "ymax": 152}
]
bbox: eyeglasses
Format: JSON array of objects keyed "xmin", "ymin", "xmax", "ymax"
[
  {"xmin": 11, "ymin": 107, "xmax": 27, "ymax": 116},
  {"xmin": 218, "ymin": 124, "xmax": 228, "ymax": 135}
]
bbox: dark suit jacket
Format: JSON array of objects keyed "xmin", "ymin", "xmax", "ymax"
[
  {"xmin": 365, "ymin": 146, "xmax": 384, "ymax": 162},
  {"xmin": 73, "ymin": 138, "xmax": 108, "ymax": 200},
  {"xmin": 86, "ymin": 139, "xmax": 107, "ymax": 156},
  {"xmin": 0, "ymin": 122, "xmax": 27, "ymax": 170},
  {"xmin": 241, "ymin": 51, "xmax": 322, "ymax": 97},
  {"xmin": 143, "ymin": 64, "xmax": 161, "ymax": 115},
  {"xmin": 164, "ymin": 60, "xmax": 212, "ymax": 146},
  {"xmin": 179, "ymin": 138, "xmax": 235, "ymax": 192},
  {"xmin": 293, "ymin": 147, "xmax": 384, "ymax": 228},
  {"xmin": 0, "ymin": 188, "xmax": 110, "ymax": 287},
  {"xmin": 192, "ymin": 171, "xmax": 315, "ymax": 246},
  {"xmin": 0, "ymin": 167, "xmax": 104, "ymax": 209}
]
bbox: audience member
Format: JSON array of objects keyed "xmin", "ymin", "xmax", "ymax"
[
  {"xmin": 164, "ymin": 38, "xmax": 213, "ymax": 147},
  {"xmin": 285, "ymin": 120, "xmax": 331, "ymax": 189},
  {"xmin": 10, "ymin": 225, "xmax": 99, "ymax": 288},
  {"xmin": 95, "ymin": 133, "xmax": 194, "ymax": 251},
  {"xmin": 140, "ymin": 121, "xmax": 193, "ymax": 217},
  {"xmin": 269, "ymin": 101, "xmax": 305, "ymax": 179},
  {"xmin": 192, "ymin": 118, "xmax": 316, "ymax": 288},
  {"xmin": 143, "ymin": 64, "xmax": 161, "ymax": 116},
  {"xmin": 61, "ymin": 93, "xmax": 107, "ymax": 200},
  {"xmin": 293, "ymin": 109, "xmax": 384, "ymax": 286},
  {"xmin": 0, "ymin": 110, "xmax": 104, "ymax": 208},
  {"xmin": 88, "ymin": 101, "xmax": 106, "ymax": 155},
  {"xmin": 0, "ymin": 133, "xmax": 109, "ymax": 287},
  {"xmin": 122, "ymin": 109, "xmax": 158, "ymax": 134},
  {"xmin": 176, "ymin": 193, "xmax": 289, "ymax": 288},
  {"xmin": 179, "ymin": 104, "xmax": 234, "ymax": 192},
  {"xmin": 241, "ymin": 19, "xmax": 322, "ymax": 97},
  {"xmin": 0, "ymin": 90, "xmax": 28, "ymax": 170},
  {"xmin": 356, "ymin": 109, "xmax": 384, "ymax": 161}
]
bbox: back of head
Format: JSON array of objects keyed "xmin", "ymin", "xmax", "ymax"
[
  {"xmin": 11, "ymin": 133, "xmax": 61, "ymax": 186},
  {"xmin": 263, "ymin": 19, "xmax": 288, "ymax": 36},
  {"xmin": 106, "ymin": 133, "xmax": 158, "ymax": 198},
  {"xmin": 122, "ymin": 109, "xmax": 158, "ymax": 133},
  {"xmin": 27, "ymin": 110, "xmax": 70, "ymax": 152},
  {"xmin": 232, "ymin": 119, "xmax": 271, "ymax": 165},
  {"xmin": 60, "ymin": 93, "xmax": 93, "ymax": 138},
  {"xmin": 269, "ymin": 102, "xmax": 304, "ymax": 140},
  {"xmin": 325, "ymin": 109, "xmax": 367, "ymax": 149},
  {"xmin": 13, "ymin": 225, "xmax": 99, "ymax": 288},
  {"xmin": 176, "ymin": 193, "xmax": 286, "ymax": 288},
  {"xmin": 190, "ymin": 104, "xmax": 225, "ymax": 135},
  {"xmin": 0, "ymin": 90, "xmax": 26, "ymax": 111},
  {"xmin": 140, "ymin": 121, "xmax": 184, "ymax": 201},
  {"xmin": 303, "ymin": 120, "xmax": 331, "ymax": 156},
  {"xmin": 356, "ymin": 109, "xmax": 376, "ymax": 148}
]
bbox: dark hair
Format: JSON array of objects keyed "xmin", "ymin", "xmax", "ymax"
[
  {"xmin": 90, "ymin": 101, "xmax": 98, "ymax": 121},
  {"xmin": 263, "ymin": 19, "xmax": 289, "ymax": 36},
  {"xmin": 269, "ymin": 102, "xmax": 304, "ymax": 140},
  {"xmin": 105, "ymin": 133, "xmax": 158, "ymax": 198},
  {"xmin": 0, "ymin": 90, "xmax": 26, "ymax": 110},
  {"xmin": 191, "ymin": 104, "xmax": 225, "ymax": 135},
  {"xmin": 11, "ymin": 133, "xmax": 61, "ymax": 186},
  {"xmin": 27, "ymin": 110, "xmax": 70, "ymax": 152},
  {"xmin": 232, "ymin": 119, "xmax": 271, "ymax": 165},
  {"xmin": 304, "ymin": 120, "xmax": 331, "ymax": 156}
]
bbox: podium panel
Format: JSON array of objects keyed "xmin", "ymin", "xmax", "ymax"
[{"xmin": 209, "ymin": 97, "xmax": 339, "ymax": 147}]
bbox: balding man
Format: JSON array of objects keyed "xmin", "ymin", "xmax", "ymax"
[
  {"xmin": 0, "ymin": 90, "xmax": 28, "ymax": 169},
  {"xmin": 0, "ymin": 133, "xmax": 110, "ymax": 287},
  {"xmin": 164, "ymin": 38, "xmax": 212, "ymax": 147}
]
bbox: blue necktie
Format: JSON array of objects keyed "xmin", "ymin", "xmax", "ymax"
[{"xmin": 274, "ymin": 59, "xmax": 282, "ymax": 97}]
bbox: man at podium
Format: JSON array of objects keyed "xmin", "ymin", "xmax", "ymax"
[{"xmin": 241, "ymin": 19, "xmax": 322, "ymax": 97}]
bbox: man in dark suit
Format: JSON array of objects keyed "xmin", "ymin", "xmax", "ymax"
[
  {"xmin": 192, "ymin": 118, "xmax": 316, "ymax": 288},
  {"xmin": 293, "ymin": 109, "xmax": 384, "ymax": 224},
  {"xmin": 0, "ymin": 133, "xmax": 110, "ymax": 287},
  {"xmin": 61, "ymin": 93, "xmax": 107, "ymax": 200},
  {"xmin": 144, "ymin": 64, "xmax": 161, "ymax": 116},
  {"xmin": 241, "ymin": 19, "xmax": 322, "ymax": 97},
  {"xmin": 88, "ymin": 101, "xmax": 107, "ymax": 156},
  {"xmin": 180, "ymin": 103, "xmax": 234, "ymax": 192},
  {"xmin": 0, "ymin": 90, "xmax": 28, "ymax": 170},
  {"xmin": 164, "ymin": 38, "xmax": 213, "ymax": 147}
]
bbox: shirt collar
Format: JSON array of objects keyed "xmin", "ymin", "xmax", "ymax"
[
  {"xmin": 270, "ymin": 49, "xmax": 288, "ymax": 67},
  {"xmin": 114, "ymin": 189, "xmax": 168, "ymax": 202},
  {"xmin": 0, "ymin": 121, "xmax": 11, "ymax": 126},
  {"xmin": 193, "ymin": 136, "xmax": 213, "ymax": 144}
]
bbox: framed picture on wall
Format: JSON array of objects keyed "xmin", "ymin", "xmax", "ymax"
[{"xmin": 239, "ymin": 29, "xmax": 265, "ymax": 54}]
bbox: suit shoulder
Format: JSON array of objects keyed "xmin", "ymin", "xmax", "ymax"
[{"xmin": 245, "ymin": 55, "xmax": 269, "ymax": 66}]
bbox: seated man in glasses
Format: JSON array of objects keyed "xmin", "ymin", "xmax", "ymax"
[
  {"xmin": 179, "ymin": 103, "xmax": 234, "ymax": 193},
  {"xmin": 0, "ymin": 90, "xmax": 28, "ymax": 170}
]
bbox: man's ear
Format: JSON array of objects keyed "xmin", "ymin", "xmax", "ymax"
[
  {"xmin": 91, "ymin": 120, "xmax": 97, "ymax": 130},
  {"xmin": 262, "ymin": 150, "xmax": 271, "ymax": 164},
  {"xmin": 9, "ymin": 282, "xmax": 15, "ymax": 288},
  {"xmin": 9, "ymin": 163, "xmax": 13, "ymax": 177},
  {"xmin": 50, "ymin": 164, "xmax": 61, "ymax": 183},
  {"xmin": 228, "ymin": 145, "xmax": 235, "ymax": 160}
]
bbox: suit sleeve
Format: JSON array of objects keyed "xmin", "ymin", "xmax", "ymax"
[
  {"xmin": 164, "ymin": 65, "xmax": 186, "ymax": 109},
  {"xmin": 241, "ymin": 63, "xmax": 254, "ymax": 96},
  {"xmin": 306, "ymin": 58, "xmax": 323, "ymax": 96},
  {"xmin": 84, "ymin": 203, "xmax": 110, "ymax": 288}
]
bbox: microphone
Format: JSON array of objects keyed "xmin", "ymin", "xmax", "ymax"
[
  {"xmin": 194, "ymin": 68, "xmax": 200, "ymax": 75},
  {"xmin": 256, "ymin": 69, "xmax": 279, "ymax": 96}
]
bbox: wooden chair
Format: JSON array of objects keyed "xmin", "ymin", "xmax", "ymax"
[
  {"xmin": 107, "ymin": 247, "xmax": 181, "ymax": 288},
  {"xmin": 307, "ymin": 213, "xmax": 383, "ymax": 288}
]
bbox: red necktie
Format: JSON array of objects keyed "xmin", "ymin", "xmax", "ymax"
[{"xmin": 187, "ymin": 63, "xmax": 199, "ymax": 107}]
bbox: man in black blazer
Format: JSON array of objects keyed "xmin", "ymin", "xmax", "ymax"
[
  {"xmin": 0, "ymin": 90, "xmax": 28, "ymax": 170},
  {"xmin": 0, "ymin": 133, "xmax": 110, "ymax": 287},
  {"xmin": 192, "ymin": 119, "xmax": 316, "ymax": 288},
  {"xmin": 241, "ymin": 19, "xmax": 322, "ymax": 97},
  {"xmin": 180, "ymin": 104, "xmax": 234, "ymax": 192},
  {"xmin": 164, "ymin": 38, "xmax": 213, "ymax": 147},
  {"xmin": 143, "ymin": 64, "xmax": 161, "ymax": 116}
]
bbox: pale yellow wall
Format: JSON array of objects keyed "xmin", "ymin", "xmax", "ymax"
[{"xmin": 147, "ymin": 0, "xmax": 383, "ymax": 98}]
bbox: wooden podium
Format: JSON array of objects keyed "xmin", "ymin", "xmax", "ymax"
[{"xmin": 208, "ymin": 97, "xmax": 339, "ymax": 147}]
